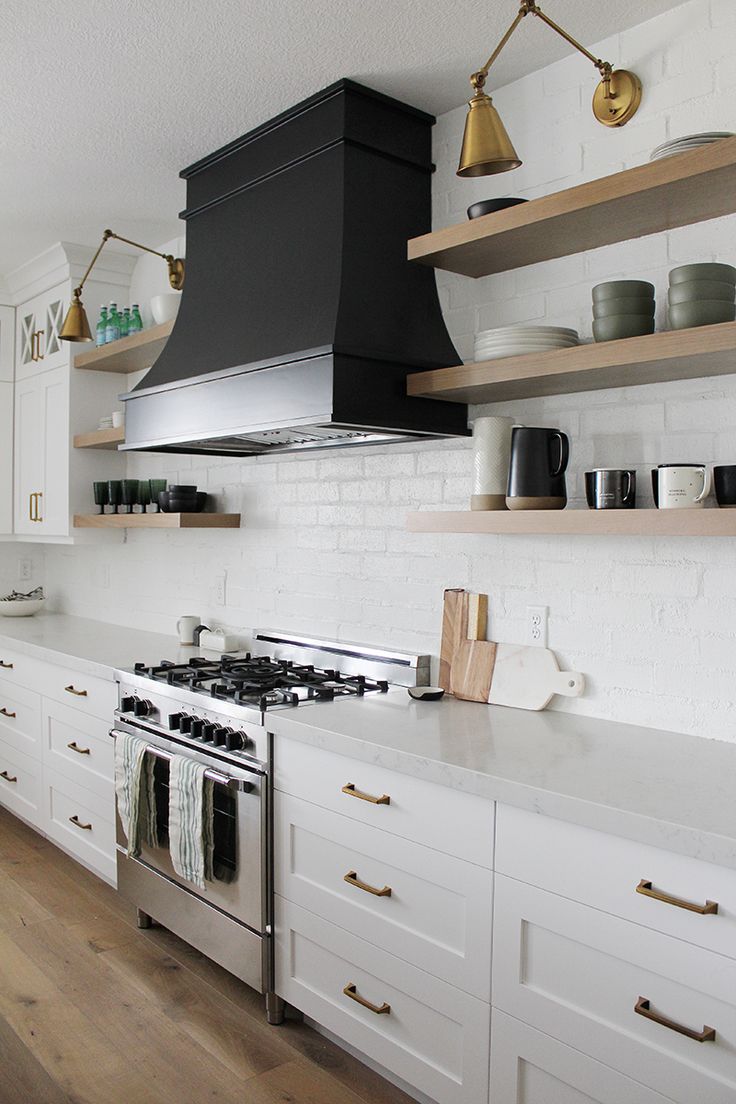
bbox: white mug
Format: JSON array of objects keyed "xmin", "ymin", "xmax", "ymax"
[
  {"xmin": 112, "ymin": 410, "xmax": 125, "ymax": 429},
  {"xmin": 655, "ymin": 465, "xmax": 711, "ymax": 509},
  {"xmin": 177, "ymin": 615, "xmax": 201, "ymax": 645}
]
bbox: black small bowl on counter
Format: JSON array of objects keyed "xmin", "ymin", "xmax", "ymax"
[{"xmin": 467, "ymin": 197, "xmax": 528, "ymax": 220}]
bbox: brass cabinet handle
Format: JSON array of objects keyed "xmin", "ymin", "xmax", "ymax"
[
  {"xmin": 69, "ymin": 815, "xmax": 92, "ymax": 831},
  {"xmin": 29, "ymin": 493, "xmax": 35, "ymax": 522},
  {"xmin": 344, "ymin": 870, "xmax": 392, "ymax": 897},
  {"xmin": 343, "ymin": 982, "xmax": 390, "ymax": 1016},
  {"xmin": 0, "ymin": 708, "xmax": 16, "ymax": 719},
  {"xmin": 342, "ymin": 782, "xmax": 390, "ymax": 806},
  {"xmin": 64, "ymin": 685, "xmax": 88, "ymax": 697},
  {"xmin": 634, "ymin": 996, "xmax": 715, "ymax": 1042},
  {"xmin": 0, "ymin": 770, "xmax": 17, "ymax": 783},
  {"xmin": 35, "ymin": 329, "xmax": 45, "ymax": 360},
  {"xmin": 0, "ymin": 661, "xmax": 13, "ymax": 670},
  {"xmin": 67, "ymin": 741, "xmax": 90, "ymax": 755},
  {"xmin": 35, "ymin": 491, "xmax": 43, "ymax": 523},
  {"xmin": 637, "ymin": 879, "xmax": 718, "ymax": 916},
  {"xmin": 30, "ymin": 331, "xmax": 38, "ymax": 361}
]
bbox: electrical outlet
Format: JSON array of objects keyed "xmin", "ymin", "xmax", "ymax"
[
  {"xmin": 214, "ymin": 573, "xmax": 227, "ymax": 606},
  {"xmin": 18, "ymin": 559, "xmax": 32, "ymax": 582},
  {"xmin": 527, "ymin": 605, "xmax": 548, "ymax": 647}
]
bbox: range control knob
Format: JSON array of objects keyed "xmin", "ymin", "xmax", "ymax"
[
  {"xmin": 168, "ymin": 712, "xmax": 183, "ymax": 730},
  {"xmin": 201, "ymin": 722, "xmax": 217, "ymax": 743},
  {"xmin": 225, "ymin": 730, "xmax": 246, "ymax": 752},
  {"xmin": 213, "ymin": 726, "xmax": 231, "ymax": 747},
  {"xmin": 134, "ymin": 699, "xmax": 152, "ymax": 717},
  {"xmin": 121, "ymin": 696, "xmax": 136, "ymax": 713},
  {"xmin": 179, "ymin": 714, "xmax": 193, "ymax": 734},
  {"xmin": 190, "ymin": 718, "xmax": 204, "ymax": 739}
]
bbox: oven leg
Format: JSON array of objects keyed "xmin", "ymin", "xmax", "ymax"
[
  {"xmin": 266, "ymin": 992, "xmax": 285, "ymax": 1025},
  {"xmin": 136, "ymin": 908, "xmax": 153, "ymax": 930}
]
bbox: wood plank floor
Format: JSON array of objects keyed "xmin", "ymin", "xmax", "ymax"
[{"xmin": 0, "ymin": 807, "xmax": 415, "ymax": 1104}]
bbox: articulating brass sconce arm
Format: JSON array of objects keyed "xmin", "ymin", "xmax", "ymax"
[{"xmin": 72, "ymin": 228, "xmax": 185, "ymax": 299}]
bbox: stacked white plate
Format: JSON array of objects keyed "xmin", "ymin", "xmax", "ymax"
[
  {"xmin": 649, "ymin": 132, "xmax": 734, "ymax": 162},
  {"xmin": 474, "ymin": 324, "xmax": 579, "ymax": 362}
]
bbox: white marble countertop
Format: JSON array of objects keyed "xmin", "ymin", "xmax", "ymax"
[
  {"xmin": 0, "ymin": 612, "xmax": 212, "ymax": 680},
  {"xmin": 268, "ymin": 692, "xmax": 736, "ymax": 871}
]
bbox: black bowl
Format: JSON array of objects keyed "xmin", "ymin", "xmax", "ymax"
[
  {"xmin": 467, "ymin": 197, "xmax": 528, "ymax": 220},
  {"xmin": 169, "ymin": 485, "xmax": 197, "ymax": 494},
  {"xmin": 167, "ymin": 498, "xmax": 198, "ymax": 513}
]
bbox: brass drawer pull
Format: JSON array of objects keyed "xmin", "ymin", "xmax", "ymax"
[
  {"xmin": 67, "ymin": 741, "xmax": 90, "ymax": 755},
  {"xmin": 0, "ymin": 661, "xmax": 13, "ymax": 669},
  {"xmin": 64, "ymin": 685, "xmax": 88, "ymax": 697},
  {"xmin": 0, "ymin": 770, "xmax": 17, "ymax": 783},
  {"xmin": 69, "ymin": 815, "xmax": 92, "ymax": 831},
  {"xmin": 342, "ymin": 782, "xmax": 390, "ymax": 805},
  {"xmin": 637, "ymin": 879, "xmax": 718, "ymax": 915},
  {"xmin": 0, "ymin": 708, "xmax": 16, "ymax": 719},
  {"xmin": 343, "ymin": 982, "xmax": 390, "ymax": 1016},
  {"xmin": 344, "ymin": 870, "xmax": 392, "ymax": 897},
  {"xmin": 635, "ymin": 996, "xmax": 715, "ymax": 1042}
]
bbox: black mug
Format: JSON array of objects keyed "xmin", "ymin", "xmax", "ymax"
[
  {"xmin": 507, "ymin": 426, "xmax": 569, "ymax": 510},
  {"xmin": 714, "ymin": 465, "xmax": 736, "ymax": 508},
  {"xmin": 585, "ymin": 469, "xmax": 636, "ymax": 510}
]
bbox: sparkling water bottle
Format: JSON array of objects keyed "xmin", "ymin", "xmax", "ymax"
[
  {"xmin": 95, "ymin": 307, "xmax": 108, "ymax": 347},
  {"xmin": 105, "ymin": 303, "xmax": 120, "ymax": 343},
  {"xmin": 120, "ymin": 307, "xmax": 130, "ymax": 339},
  {"xmin": 129, "ymin": 304, "xmax": 143, "ymax": 334}
]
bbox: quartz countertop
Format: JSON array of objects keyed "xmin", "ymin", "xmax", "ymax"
[
  {"xmin": 0, "ymin": 612, "xmax": 216, "ymax": 680},
  {"xmin": 268, "ymin": 691, "xmax": 736, "ymax": 871}
]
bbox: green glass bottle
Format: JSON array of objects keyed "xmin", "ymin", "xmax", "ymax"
[
  {"xmin": 130, "ymin": 304, "xmax": 143, "ymax": 334},
  {"xmin": 120, "ymin": 307, "xmax": 130, "ymax": 339},
  {"xmin": 95, "ymin": 307, "xmax": 108, "ymax": 347},
  {"xmin": 105, "ymin": 303, "xmax": 120, "ymax": 343}
]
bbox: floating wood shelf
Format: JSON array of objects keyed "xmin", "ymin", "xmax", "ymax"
[
  {"xmin": 74, "ymin": 320, "xmax": 173, "ymax": 375},
  {"xmin": 408, "ymin": 138, "xmax": 736, "ymax": 277},
  {"xmin": 408, "ymin": 510, "xmax": 736, "ymax": 537},
  {"xmin": 73, "ymin": 427, "xmax": 125, "ymax": 450},
  {"xmin": 407, "ymin": 322, "xmax": 736, "ymax": 404},
  {"xmin": 73, "ymin": 513, "xmax": 240, "ymax": 530}
]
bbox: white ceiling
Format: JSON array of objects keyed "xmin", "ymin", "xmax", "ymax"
[{"xmin": 2, "ymin": 0, "xmax": 686, "ymax": 278}]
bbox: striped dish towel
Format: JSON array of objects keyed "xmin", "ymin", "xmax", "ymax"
[
  {"xmin": 114, "ymin": 731, "xmax": 158, "ymax": 858},
  {"xmin": 168, "ymin": 755, "xmax": 214, "ymax": 890}
]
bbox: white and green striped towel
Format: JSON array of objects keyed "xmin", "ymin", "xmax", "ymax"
[
  {"xmin": 114, "ymin": 731, "xmax": 158, "ymax": 858},
  {"xmin": 168, "ymin": 755, "xmax": 215, "ymax": 890}
]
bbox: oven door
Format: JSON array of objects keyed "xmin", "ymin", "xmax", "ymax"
[{"xmin": 111, "ymin": 722, "xmax": 266, "ymax": 935}]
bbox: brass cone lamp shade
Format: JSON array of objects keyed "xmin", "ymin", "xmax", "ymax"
[
  {"xmin": 457, "ymin": 91, "xmax": 521, "ymax": 177},
  {"xmin": 59, "ymin": 294, "xmax": 93, "ymax": 343}
]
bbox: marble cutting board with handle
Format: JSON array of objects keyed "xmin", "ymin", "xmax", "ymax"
[{"xmin": 443, "ymin": 588, "xmax": 585, "ymax": 710}]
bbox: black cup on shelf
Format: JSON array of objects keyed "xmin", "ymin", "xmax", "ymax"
[
  {"xmin": 93, "ymin": 481, "xmax": 109, "ymax": 515},
  {"xmin": 585, "ymin": 469, "xmax": 636, "ymax": 510},
  {"xmin": 714, "ymin": 465, "xmax": 736, "ymax": 508}
]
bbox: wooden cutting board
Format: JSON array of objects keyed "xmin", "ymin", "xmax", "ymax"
[{"xmin": 439, "ymin": 589, "xmax": 468, "ymax": 691}]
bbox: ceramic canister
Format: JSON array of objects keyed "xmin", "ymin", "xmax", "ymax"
[
  {"xmin": 471, "ymin": 416, "xmax": 516, "ymax": 510},
  {"xmin": 506, "ymin": 426, "xmax": 570, "ymax": 510}
]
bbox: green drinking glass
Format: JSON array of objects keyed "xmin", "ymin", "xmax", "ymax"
[{"xmin": 149, "ymin": 479, "xmax": 167, "ymax": 513}]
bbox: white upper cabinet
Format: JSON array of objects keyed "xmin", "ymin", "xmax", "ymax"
[
  {"xmin": 15, "ymin": 284, "xmax": 69, "ymax": 380},
  {"xmin": 0, "ymin": 305, "xmax": 14, "ymax": 535},
  {"xmin": 14, "ymin": 367, "xmax": 69, "ymax": 537},
  {"xmin": 0, "ymin": 305, "xmax": 14, "ymax": 383}
]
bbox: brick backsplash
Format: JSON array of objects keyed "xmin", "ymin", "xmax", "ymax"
[{"xmin": 6, "ymin": 0, "xmax": 736, "ymax": 742}]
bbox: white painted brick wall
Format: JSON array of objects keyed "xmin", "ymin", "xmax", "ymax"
[{"xmin": 6, "ymin": 0, "xmax": 736, "ymax": 742}]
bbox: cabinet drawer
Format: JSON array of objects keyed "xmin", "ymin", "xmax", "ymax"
[
  {"xmin": 0, "ymin": 741, "xmax": 42, "ymax": 829},
  {"xmin": 41, "ymin": 663, "xmax": 116, "ymax": 721},
  {"xmin": 44, "ymin": 771, "xmax": 115, "ymax": 882},
  {"xmin": 42, "ymin": 699, "xmax": 114, "ymax": 796},
  {"xmin": 275, "ymin": 737, "xmax": 494, "ymax": 868},
  {"xmin": 275, "ymin": 896, "xmax": 490, "ymax": 1104},
  {"xmin": 493, "ymin": 874, "xmax": 736, "ymax": 1104},
  {"xmin": 496, "ymin": 805, "xmax": 736, "ymax": 960},
  {"xmin": 0, "ymin": 682, "xmax": 41, "ymax": 756},
  {"xmin": 0, "ymin": 646, "xmax": 47, "ymax": 692},
  {"xmin": 490, "ymin": 1010, "xmax": 675, "ymax": 1104},
  {"xmin": 275, "ymin": 792, "xmax": 493, "ymax": 1000}
]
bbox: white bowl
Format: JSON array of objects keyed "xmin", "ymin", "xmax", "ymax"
[
  {"xmin": 0, "ymin": 598, "xmax": 45, "ymax": 618},
  {"xmin": 150, "ymin": 293, "xmax": 182, "ymax": 325}
]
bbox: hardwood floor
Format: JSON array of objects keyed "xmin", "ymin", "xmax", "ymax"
[{"xmin": 0, "ymin": 807, "xmax": 415, "ymax": 1104}]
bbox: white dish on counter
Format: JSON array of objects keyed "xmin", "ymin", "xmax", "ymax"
[{"xmin": 0, "ymin": 598, "xmax": 46, "ymax": 617}]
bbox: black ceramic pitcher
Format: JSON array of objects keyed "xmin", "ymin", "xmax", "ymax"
[{"xmin": 506, "ymin": 426, "xmax": 569, "ymax": 510}]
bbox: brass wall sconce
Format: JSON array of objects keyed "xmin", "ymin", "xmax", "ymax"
[
  {"xmin": 458, "ymin": 1, "xmax": 643, "ymax": 177},
  {"xmin": 59, "ymin": 229, "xmax": 186, "ymax": 342}
]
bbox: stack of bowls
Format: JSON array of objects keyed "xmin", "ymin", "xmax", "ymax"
[
  {"xmin": 592, "ymin": 281, "xmax": 655, "ymax": 343},
  {"xmin": 158, "ymin": 485, "xmax": 208, "ymax": 513},
  {"xmin": 474, "ymin": 324, "xmax": 579, "ymax": 362},
  {"xmin": 667, "ymin": 263, "xmax": 736, "ymax": 330}
]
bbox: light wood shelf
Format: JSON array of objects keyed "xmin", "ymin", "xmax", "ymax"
[
  {"xmin": 408, "ymin": 510, "xmax": 736, "ymax": 537},
  {"xmin": 407, "ymin": 322, "xmax": 736, "ymax": 404},
  {"xmin": 74, "ymin": 513, "xmax": 240, "ymax": 530},
  {"xmin": 74, "ymin": 320, "xmax": 173, "ymax": 375},
  {"xmin": 73, "ymin": 427, "xmax": 125, "ymax": 450},
  {"xmin": 408, "ymin": 138, "xmax": 736, "ymax": 277}
]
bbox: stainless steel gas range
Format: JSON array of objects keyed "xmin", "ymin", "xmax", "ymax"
[{"xmin": 112, "ymin": 630, "xmax": 428, "ymax": 1024}]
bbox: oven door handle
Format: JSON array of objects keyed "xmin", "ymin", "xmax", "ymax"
[{"xmin": 109, "ymin": 728, "xmax": 253, "ymax": 792}]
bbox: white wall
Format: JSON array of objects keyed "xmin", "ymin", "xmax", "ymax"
[{"xmin": 23, "ymin": 0, "xmax": 736, "ymax": 740}]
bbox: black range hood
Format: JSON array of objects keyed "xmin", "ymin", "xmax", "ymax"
[{"xmin": 121, "ymin": 79, "xmax": 468, "ymax": 456}]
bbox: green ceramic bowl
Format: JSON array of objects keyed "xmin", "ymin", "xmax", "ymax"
[
  {"xmin": 668, "ymin": 300, "xmax": 736, "ymax": 329},
  {"xmin": 593, "ymin": 296, "xmax": 656, "ymax": 319},
  {"xmin": 667, "ymin": 279, "xmax": 736, "ymax": 305},
  {"xmin": 669, "ymin": 263, "xmax": 736, "ymax": 285},
  {"xmin": 592, "ymin": 314, "xmax": 655, "ymax": 342},
  {"xmin": 592, "ymin": 280, "xmax": 655, "ymax": 302}
]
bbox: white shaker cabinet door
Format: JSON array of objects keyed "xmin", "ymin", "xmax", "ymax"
[
  {"xmin": 16, "ymin": 285, "xmax": 68, "ymax": 381},
  {"xmin": 0, "ymin": 382, "xmax": 12, "ymax": 535},
  {"xmin": 14, "ymin": 366, "xmax": 69, "ymax": 538},
  {"xmin": 0, "ymin": 304, "xmax": 14, "ymax": 383}
]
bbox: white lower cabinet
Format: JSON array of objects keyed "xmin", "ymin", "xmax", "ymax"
[
  {"xmin": 490, "ymin": 1010, "xmax": 675, "ymax": 1104},
  {"xmin": 276, "ymin": 896, "xmax": 490, "ymax": 1104},
  {"xmin": 0, "ymin": 740, "xmax": 43, "ymax": 828},
  {"xmin": 44, "ymin": 770, "xmax": 116, "ymax": 883}
]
